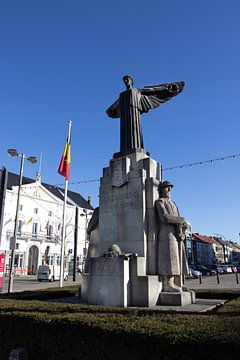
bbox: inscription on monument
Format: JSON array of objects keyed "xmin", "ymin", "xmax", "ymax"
[
  {"xmin": 102, "ymin": 225, "xmax": 139, "ymax": 242},
  {"xmin": 91, "ymin": 258, "xmax": 122, "ymax": 275},
  {"xmin": 110, "ymin": 157, "xmax": 130, "ymax": 187},
  {"xmin": 101, "ymin": 190, "xmax": 141, "ymax": 213}
]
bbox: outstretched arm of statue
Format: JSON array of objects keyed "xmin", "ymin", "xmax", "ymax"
[
  {"xmin": 138, "ymin": 81, "xmax": 185, "ymax": 113},
  {"xmin": 141, "ymin": 81, "xmax": 185, "ymax": 96},
  {"xmin": 106, "ymin": 98, "xmax": 120, "ymax": 118}
]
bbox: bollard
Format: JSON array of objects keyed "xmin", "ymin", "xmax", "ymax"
[
  {"xmin": 216, "ymin": 272, "xmax": 220, "ymax": 284},
  {"xmin": 236, "ymin": 272, "xmax": 239, "ymax": 285},
  {"xmin": 199, "ymin": 275, "xmax": 202, "ymax": 285}
]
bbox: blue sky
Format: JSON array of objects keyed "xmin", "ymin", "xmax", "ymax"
[{"xmin": 1, "ymin": 1, "xmax": 240, "ymax": 242}]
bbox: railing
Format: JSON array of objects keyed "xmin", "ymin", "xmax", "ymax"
[
  {"xmin": 6, "ymin": 230, "xmax": 61, "ymax": 243},
  {"xmin": 5, "ymin": 265, "xmax": 28, "ymax": 276}
]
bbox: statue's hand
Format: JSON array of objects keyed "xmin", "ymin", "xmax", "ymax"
[
  {"xmin": 176, "ymin": 225, "xmax": 185, "ymax": 242},
  {"xmin": 167, "ymin": 83, "xmax": 179, "ymax": 93}
]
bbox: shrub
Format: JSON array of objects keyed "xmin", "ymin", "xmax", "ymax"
[{"xmin": 0, "ymin": 298, "xmax": 240, "ymax": 359}]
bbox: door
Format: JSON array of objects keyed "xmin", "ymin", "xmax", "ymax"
[{"xmin": 28, "ymin": 245, "xmax": 39, "ymax": 274}]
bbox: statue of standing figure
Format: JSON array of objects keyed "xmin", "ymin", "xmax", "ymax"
[
  {"xmin": 106, "ymin": 75, "xmax": 185, "ymax": 155},
  {"xmin": 155, "ymin": 181, "xmax": 188, "ymax": 292}
]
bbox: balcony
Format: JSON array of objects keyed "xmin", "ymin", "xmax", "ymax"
[{"xmin": 6, "ymin": 230, "xmax": 61, "ymax": 243}]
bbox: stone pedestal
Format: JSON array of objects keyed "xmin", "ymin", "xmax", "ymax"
[
  {"xmin": 98, "ymin": 152, "xmax": 160, "ymax": 274},
  {"xmin": 82, "ymin": 256, "xmax": 162, "ymax": 307},
  {"xmin": 158, "ymin": 290, "xmax": 195, "ymax": 306},
  {"xmin": 82, "ymin": 257, "xmax": 130, "ymax": 307},
  {"xmin": 83, "ymin": 151, "xmax": 195, "ymax": 308},
  {"xmin": 129, "ymin": 256, "xmax": 162, "ymax": 307}
]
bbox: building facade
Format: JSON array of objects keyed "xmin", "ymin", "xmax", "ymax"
[{"xmin": 0, "ymin": 168, "xmax": 93, "ymax": 275}]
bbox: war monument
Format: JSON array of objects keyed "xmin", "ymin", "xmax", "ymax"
[{"xmin": 82, "ymin": 75, "xmax": 195, "ymax": 307}]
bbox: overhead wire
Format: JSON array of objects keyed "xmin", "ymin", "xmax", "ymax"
[{"xmin": 54, "ymin": 152, "xmax": 240, "ymax": 187}]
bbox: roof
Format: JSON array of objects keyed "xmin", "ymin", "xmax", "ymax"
[
  {"xmin": 6, "ymin": 171, "xmax": 94, "ymax": 211},
  {"xmin": 192, "ymin": 233, "xmax": 221, "ymax": 246}
]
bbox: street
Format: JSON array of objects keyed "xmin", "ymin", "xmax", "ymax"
[
  {"xmin": 185, "ymin": 272, "xmax": 240, "ymax": 291},
  {"xmin": 0, "ymin": 274, "xmax": 82, "ymax": 293},
  {"xmin": 1, "ymin": 273, "xmax": 240, "ymax": 294}
]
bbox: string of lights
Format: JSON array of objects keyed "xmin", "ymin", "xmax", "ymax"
[
  {"xmin": 162, "ymin": 153, "xmax": 240, "ymax": 171},
  {"xmin": 55, "ymin": 152, "xmax": 239, "ymax": 187}
]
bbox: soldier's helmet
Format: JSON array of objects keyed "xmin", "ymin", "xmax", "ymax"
[{"xmin": 158, "ymin": 180, "xmax": 174, "ymax": 193}]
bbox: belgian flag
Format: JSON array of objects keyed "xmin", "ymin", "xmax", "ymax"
[{"xmin": 58, "ymin": 138, "xmax": 71, "ymax": 180}]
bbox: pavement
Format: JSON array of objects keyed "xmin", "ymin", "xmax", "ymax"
[
  {"xmin": 2, "ymin": 273, "xmax": 240, "ymax": 313},
  {"xmin": 49, "ymin": 295, "xmax": 226, "ymax": 313},
  {"xmin": 184, "ymin": 272, "xmax": 240, "ymax": 291}
]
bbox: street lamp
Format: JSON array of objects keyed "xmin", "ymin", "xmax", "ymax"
[
  {"xmin": 7, "ymin": 149, "xmax": 37, "ymax": 293},
  {"xmin": 80, "ymin": 209, "xmax": 93, "ymax": 273}
]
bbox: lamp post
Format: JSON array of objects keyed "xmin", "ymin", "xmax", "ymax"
[
  {"xmin": 80, "ymin": 209, "xmax": 88, "ymax": 273},
  {"xmin": 80, "ymin": 209, "xmax": 94, "ymax": 273},
  {"xmin": 7, "ymin": 149, "xmax": 37, "ymax": 293}
]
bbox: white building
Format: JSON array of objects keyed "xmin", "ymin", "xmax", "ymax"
[{"xmin": 0, "ymin": 168, "xmax": 94, "ymax": 275}]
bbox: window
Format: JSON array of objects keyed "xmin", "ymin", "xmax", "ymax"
[
  {"xmin": 47, "ymin": 224, "xmax": 53, "ymax": 237},
  {"xmin": 17, "ymin": 220, "xmax": 23, "ymax": 234},
  {"xmin": 49, "ymin": 255, "xmax": 54, "ymax": 265},
  {"xmin": 19, "ymin": 204, "xmax": 23, "ymax": 211},
  {"xmin": 32, "ymin": 222, "xmax": 38, "ymax": 236},
  {"xmin": 19, "ymin": 254, "xmax": 23, "ymax": 268},
  {"xmin": 48, "ymin": 211, "xmax": 52, "ymax": 217},
  {"xmin": 16, "ymin": 243, "xmax": 19, "ymax": 250},
  {"xmin": 34, "ymin": 208, "xmax": 38, "ymax": 214}
]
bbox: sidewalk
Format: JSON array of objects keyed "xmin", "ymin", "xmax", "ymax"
[{"xmin": 50, "ymin": 275, "xmax": 240, "ymax": 313}]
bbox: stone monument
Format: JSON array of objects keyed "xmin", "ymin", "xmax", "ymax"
[{"xmin": 82, "ymin": 75, "xmax": 195, "ymax": 307}]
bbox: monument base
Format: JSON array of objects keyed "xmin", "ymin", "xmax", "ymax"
[
  {"xmin": 158, "ymin": 290, "xmax": 195, "ymax": 306},
  {"xmin": 82, "ymin": 256, "xmax": 163, "ymax": 307},
  {"xmin": 130, "ymin": 275, "xmax": 162, "ymax": 307},
  {"xmin": 82, "ymin": 257, "xmax": 130, "ymax": 307}
]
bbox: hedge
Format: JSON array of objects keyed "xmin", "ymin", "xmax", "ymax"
[
  {"xmin": 0, "ymin": 285, "xmax": 80, "ymax": 301},
  {"xmin": 0, "ymin": 297, "xmax": 240, "ymax": 360}
]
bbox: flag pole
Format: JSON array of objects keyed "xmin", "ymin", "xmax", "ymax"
[{"xmin": 59, "ymin": 120, "xmax": 72, "ymax": 288}]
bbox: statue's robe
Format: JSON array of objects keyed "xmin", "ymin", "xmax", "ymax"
[{"xmin": 106, "ymin": 81, "xmax": 184, "ymax": 153}]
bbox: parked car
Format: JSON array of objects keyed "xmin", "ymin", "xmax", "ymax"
[
  {"xmin": 188, "ymin": 267, "xmax": 202, "ymax": 278},
  {"xmin": 228, "ymin": 264, "xmax": 237, "ymax": 273},
  {"xmin": 37, "ymin": 265, "xmax": 69, "ymax": 282},
  {"xmin": 219, "ymin": 265, "xmax": 232, "ymax": 274},
  {"xmin": 192, "ymin": 265, "xmax": 216, "ymax": 276},
  {"xmin": 205, "ymin": 265, "xmax": 224, "ymax": 274}
]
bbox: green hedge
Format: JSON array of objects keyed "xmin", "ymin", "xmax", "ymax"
[
  {"xmin": 195, "ymin": 289, "xmax": 240, "ymax": 300},
  {"xmin": 0, "ymin": 285, "xmax": 79, "ymax": 300},
  {"xmin": 0, "ymin": 299, "xmax": 240, "ymax": 360}
]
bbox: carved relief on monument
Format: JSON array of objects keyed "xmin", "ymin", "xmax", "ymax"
[{"xmin": 110, "ymin": 157, "xmax": 130, "ymax": 187}]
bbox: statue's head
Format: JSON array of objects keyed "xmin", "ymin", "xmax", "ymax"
[
  {"xmin": 158, "ymin": 180, "xmax": 174, "ymax": 198},
  {"xmin": 123, "ymin": 75, "xmax": 134, "ymax": 89}
]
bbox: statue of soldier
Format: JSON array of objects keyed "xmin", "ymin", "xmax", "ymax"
[{"xmin": 155, "ymin": 181, "xmax": 188, "ymax": 292}]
